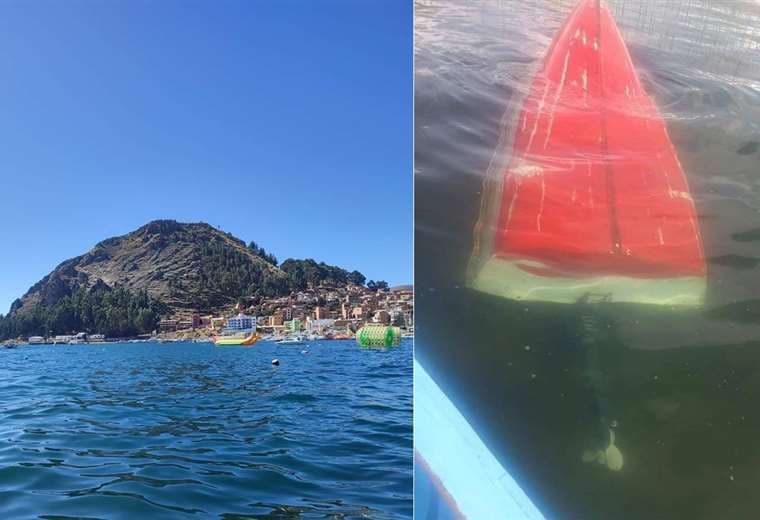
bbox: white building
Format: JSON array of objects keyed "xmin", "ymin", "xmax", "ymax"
[
  {"xmin": 225, "ymin": 313, "xmax": 256, "ymax": 331},
  {"xmin": 306, "ymin": 318, "xmax": 335, "ymax": 333},
  {"xmin": 390, "ymin": 309, "xmax": 406, "ymax": 327}
]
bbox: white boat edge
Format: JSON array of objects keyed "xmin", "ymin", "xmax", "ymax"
[{"xmin": 414, "ymin": 357, "xmax": 546, "ymax": 520}]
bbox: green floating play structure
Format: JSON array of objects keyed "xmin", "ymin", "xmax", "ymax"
[{"xmin": 356, "ymin": 325, "xmax": 401, "ymax": 347}]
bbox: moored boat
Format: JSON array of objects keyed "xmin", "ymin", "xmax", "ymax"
[
  {"xmin": 68, "ymin": 332, "xmax": 88, "ymax": 344},
  {"xmin": 277, "ymin": 335, "xmax": 307, "ymax": 345}
]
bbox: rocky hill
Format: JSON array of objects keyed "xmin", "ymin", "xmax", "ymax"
[{"xmin": 1, "ymin": 220, "xmax": 367, "ymax": 339}]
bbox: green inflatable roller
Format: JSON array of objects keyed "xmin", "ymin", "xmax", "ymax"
[{"xmin": 356, "ymin": 325, "xmax": 401, "ymax": 347}]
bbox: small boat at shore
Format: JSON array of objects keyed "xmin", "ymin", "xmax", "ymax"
[
  {"xmin": 277, "ymin": 335, "xmax": 307, "ymax": 345},
  {"xmin": 212, "ymin": 331, "xmax": 260, "ymax": 346}
]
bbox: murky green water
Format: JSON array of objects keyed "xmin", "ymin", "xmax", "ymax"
[{"xmin": 415, "ymin": 0, "xmax": 760, "ymax": 518}]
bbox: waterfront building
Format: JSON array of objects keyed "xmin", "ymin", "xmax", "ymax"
[
  {"xmin": 285, "ymin": 319, "xmax": 303, "ymax": 333},
  {"xmin": 225, "ymin": 313, "xmax": 256, "ymax": 331},
  {"xmin": 210, "ymin": 317, "xmax": 226, "ymax": 329},
  {"xmin": 373, "ymin": 310, "xmax": 391, "ymax": 325},
  {"xmin": 159, "ymin": 319, "xmax": 178, "ymax": 332},
  {"xmin": 199, "ymin": 315, "xmax": 213, "ymax": 328},
  {"xmin": 404, "ymin": 309, "xmax": 414, "ymax": 329},
  {"xmin": 352, "ymin": 306, "xmax": 365, "ymax": 319},
  {"xmin": 390, "ymin": 309, "xmax": 406, "ymax": 327},
  {"xmin": 28, "ymin": 336, "xmax": 45, "ymax": 344},
  {"xmin": 306, "ymin": 318, "xmax": 335, "ymax": 333}
]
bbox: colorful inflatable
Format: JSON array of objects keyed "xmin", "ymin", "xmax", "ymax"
[{"xmin": 356, "ymin": 325, "xmax": 402, "ymax": 347}]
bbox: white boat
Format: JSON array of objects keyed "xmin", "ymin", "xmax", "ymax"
[
  {"xmin": 277, "ymin": 335, "xmax": 307, "ymax": 345},
  {"xmin": 28, "ymin": 336, "xmax": 45, "ymax": 345},
  {"xmin": 68, "ymin": 332, "xmax": 88, "ymax": 344}
]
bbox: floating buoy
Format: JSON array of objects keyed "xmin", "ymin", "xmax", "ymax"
[
  {"xmin": 356, "ymin": 325, "xmax": 401, "ymax": 347},
  {"xmin": 468, "ymin": 0, "xmax": 706, "ymax": 307},
  {"xmin": 271, "ymin": 359, "xmax": 280, "ymax": 366}
]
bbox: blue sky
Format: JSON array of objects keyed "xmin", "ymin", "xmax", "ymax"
[{"xmin": 0, "ymin": 0, "xmax": 411, "ymax": 314}]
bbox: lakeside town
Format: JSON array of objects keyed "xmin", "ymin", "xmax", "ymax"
[{"xmin": 13, "ymin": 283, "xmax": 413, "ymax": 345}]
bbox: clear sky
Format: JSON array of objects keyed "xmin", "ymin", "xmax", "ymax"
[{"xmin": 0, "ymin": 0, "xmax": 411, "ymax": 314}]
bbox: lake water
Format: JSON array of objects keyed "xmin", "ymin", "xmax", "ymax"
[
  {"xmin": 415, "ymin": 0, "xmax": 760, "ymax": 518},
  {"xmin": 0, "ymin": 340, "xmax": 412, "ymax": 519}
]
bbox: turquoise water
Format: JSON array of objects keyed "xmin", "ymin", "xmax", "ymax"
[{"xmin": 0, "ymin": 340, "xmax": 412, "ymax": 519}]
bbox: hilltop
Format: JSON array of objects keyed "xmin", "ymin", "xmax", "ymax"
[{"xmin": 0, "ymin": 220, "xmax": 370, "ymax": 339}]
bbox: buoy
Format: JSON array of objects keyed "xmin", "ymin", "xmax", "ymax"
[
  {"xmin": 271, "ymin": 359, "xmax": 280, "ymax": 366},
  {"xmin": 468, "ymin": 0, "xmax": 705, "ymax": 307}
]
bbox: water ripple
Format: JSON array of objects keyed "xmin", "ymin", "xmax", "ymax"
[{"xmin": 0, "ymin": 340, "xmax": 412, "ymax": 519}]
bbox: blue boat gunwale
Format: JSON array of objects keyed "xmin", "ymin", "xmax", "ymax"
[{"xmin": 414, "ymin": 358, "xmax": 546, "ymax": 520}]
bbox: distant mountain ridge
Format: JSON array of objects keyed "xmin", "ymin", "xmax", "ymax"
[{"xmin": 0, "ymin": 220, "xmax": 370, "ymax": 339}]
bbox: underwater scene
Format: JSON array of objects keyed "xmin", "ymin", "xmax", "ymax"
[{"xmin": 415, "ymin": 0, "xmax": 760, "ymax": 518}]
